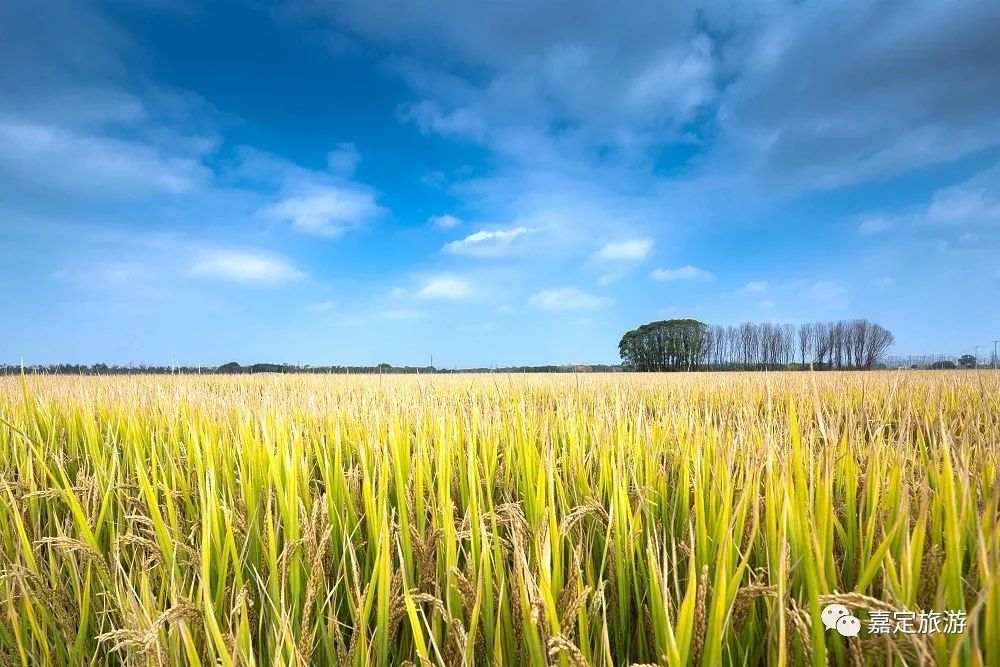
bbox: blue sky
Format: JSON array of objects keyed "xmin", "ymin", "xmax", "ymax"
[{"xmin": 2, "ymin": 0, "xmax": 998, "ymax": 367}]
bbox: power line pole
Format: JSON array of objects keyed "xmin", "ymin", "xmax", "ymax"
[
  {"xmin": 994, "ymin": 340, "xmax": 999, "ymax": 369},
  {"xmin": 975, "ymin": 345, "xmax": 979, "ymax": 369}
]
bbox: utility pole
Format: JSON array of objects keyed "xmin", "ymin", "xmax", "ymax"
[
  {"xmin": 975, "ymin": 345, "xmax": 979, "ymax": 369},
  {"xmin": 994, "ymin": 340, "xmax": 999, "ymax": 369}
]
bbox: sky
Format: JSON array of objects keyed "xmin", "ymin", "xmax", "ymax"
[{"xmin": 1, "ymin": 0, "xmax": 999, "ymax": 367}]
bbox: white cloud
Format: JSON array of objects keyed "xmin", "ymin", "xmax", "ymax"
[
  {"xmin": 855, "ymin": 163, "xmax": 1000, "ymax": 232},
  {"xmin": 54, "ymin": 262, "xmax": 141, "ymax": 289},
  {"xmin": 858, "ymin": 216, "xmax": 893, "ymax": 234},
  {"xmin": 306, "ymin": 0, "xmax": 1000, "ymax": 195},
  {"xmin": 720, "ymin": 1, "xmax": 1000, "ymax": 190},
  {"xmin": 442, "ymin": 226, "xmax": 535, "ymax": 257},
  {"xmin": 379, "ymin": 308, "xmax": 423, "ymax": 320},
  {"xmin": 626, "ymin": 36, "xmax": 715, "ymax": 121},
  {"xmin": 592, "ymin": 237, "xmax": 653, "ymax": 262},
  {"xmin": 307, "ymin": 300, "xmax": 337, "ymax": 312},
  {"xmin": 326, "ymin": 142, "xmax": 361, "ymax": 175},
  {"xmin": 401, "ymin": 100, "xmax": 485, "ymax": 141},
  {"xmin": 808, "ymin": 280, "xmax": 848, "ymax": 309},
  {"xmin": 320, "ymin": 4, "xmax": 718, "ymax": 156},
  {"xmin": 738, "ymin": 280, "xmax": 769, "ymax": 294},
  {"xmin": 529, "ymin": 287, "xmax": 612, "ymax": 310},
  {"xmin": 459, "ymin": 322, "xmax": 494, "ymax": 333},
  {"xmin": 188, "ymin": 250, "xmax": 304, "ymax": 285},
  {"xmin": 260, "ymin": 187, "xmax": 383, "ymax": 237},
  {"xmin": 758, "ymin": 299, "xmax": 776, "ymax": 309},
  {"xmin": 597, "ymin": 273, "xmax": 622, "ymax": 285},
  {"xmin": 925, "ymin": 167, "xmax": 1000, "ymax": 226},
  {"xmin": 337, "ymin": 307, "xmax": 425, "ymax": 326},
  {"xmin": 428, "ymin": 213, "xmax": 462, "ymax": 229},
  {"xmin": 649, "ymin": 265, "xmax": 714, "ymax": 281},
  {"xmin": 0, "ymin": 117, "xmax": 210, "ymax": 200},
  {"xmin": 416, "ymin": 277, "xmax": 475, "ymax": 300},
  {"xmin": 871, "ymin": 276, "xmax": 895, "ymax": 288}
]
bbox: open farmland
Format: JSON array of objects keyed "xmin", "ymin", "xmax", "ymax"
[{"xmin": 0, "ymin": 372, "xmax": 997, "ymax": 666}]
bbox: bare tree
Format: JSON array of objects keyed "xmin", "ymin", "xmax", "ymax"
[
  {"xmin": 831, "ymin": 321, "xmax": 845, "ymax": 369},
  {"xmin": 798, "ymin": 323, "xmax": 812, "ymax": 366},
  {"xmin": 863, "ymin": 323, "xmax": 894, "ymax": 368},
  {"xmin": 782, "ymin": 323, "xmax": 796, "ymax": 365},
  {"xmin": 814, "ymin": 322, "xmax": 831, "ymax": 367},
  {"xmin": 650, "ymin": 318, "xmax": 893, "ymax": 371},
  {"xmin": 846, "ymin": 319, "xmax": 867, "ymax": 368}
]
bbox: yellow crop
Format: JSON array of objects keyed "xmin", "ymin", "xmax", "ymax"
[{"xmin": 0, "ymin": 371, "xmax": 997, "ymax": 665}]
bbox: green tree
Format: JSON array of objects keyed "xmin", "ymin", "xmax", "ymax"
[
  {"xmin": 618, "ymin": 318, "xmax": 710, "ymax": 371},
  {"xmin": 958, "ymin": 354, "xmax": 976, "ymax": 368}
]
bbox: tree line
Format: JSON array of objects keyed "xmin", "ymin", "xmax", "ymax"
[
  {"xmin": 0, "ymin": 362, "xmax": 624, "ymax": 376},
  {"xmin": 619, "ymin": 318, "xmax": 895, "ymax": 371}
]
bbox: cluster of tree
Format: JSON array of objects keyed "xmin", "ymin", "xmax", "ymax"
[
  {"xmin": 1, "ymin": 362, "xmax": 623, "ymax": 376},
  {"xmin": 0, "ymin": 362, "xmax": 439, "ymax": 375},
  {"xmin": 918, "ymin": 356, "xmax": 986, "ymax": 370},
  {"xmin": 447, "ymin": 364, "xmax": 621, "ymax": 373},
  {"xmin": 883, "ymin": 354, "xmax": 998, "ymax": 369},
  {"xmin": 619, "ymin": 318, "xmax": 895, "ymax": 371},
  {"xmin": 617, "ymin": 319, "xmax": 711, "ymax": 371},
  {"xmin": 0, "ymin": 363, "xmax": 199, "ymax": 375}
]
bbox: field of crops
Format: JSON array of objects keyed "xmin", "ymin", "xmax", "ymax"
[{"xmin": 0, "ymin": 372, "xmax": 997, "ymax": 666}]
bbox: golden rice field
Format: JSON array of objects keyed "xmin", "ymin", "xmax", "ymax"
[{"xmin": 0, "ymin": 372, "xmax": 998, "ymax": 666}]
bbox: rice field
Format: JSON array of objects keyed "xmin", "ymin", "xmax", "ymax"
[{"xmin": 0, "ymin": 371, "xmax": 997, "ymax": 666}]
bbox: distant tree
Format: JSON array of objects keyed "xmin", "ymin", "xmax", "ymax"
[
  {"xmin": 861, "ymin": 321, "xmax": 895, "ymax": 368},
  {"xmin": 813, "ymin": 322, "xmax": 830, "ymax": 367},
  {"xmin": 931, "ymin": 360, "xmax": 957, "ymax": 370},
  {"xmin": 622, "ymin": 318, "xmax": 894, "ymax": 371},
  {"xmin": 782, "ymin": 323, "xmax": 796, "ymax": 366},
  {"xmin": 798, "ymin": 323, "xmax": 812, "ymax": 366},
  {"xmin": 619, "ymin": 319, "xmax": 710, "ymax": 371},
  {"xmin": 958, "ymin": 354, "xmax": 976, "ymax": 369}
]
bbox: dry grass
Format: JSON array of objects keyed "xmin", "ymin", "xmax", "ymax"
[{"xmin": 0, "ymin": 370, "xmax": 998, "ymax": 665}]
